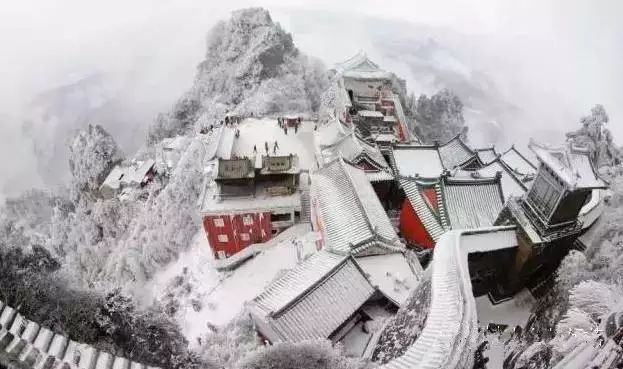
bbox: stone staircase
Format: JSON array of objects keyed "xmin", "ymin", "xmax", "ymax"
[{"xmin": 0, "ymin": 300, "xmax": 158, "ymax": 369}]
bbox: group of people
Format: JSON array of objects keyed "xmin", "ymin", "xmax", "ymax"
[
  {"xmin": 277, "ymin": 116, "xmax": 302, "ymax": 135},
  {"xmin": 253, "ymin": 140, "xmax": 280, "ymax": 155}
]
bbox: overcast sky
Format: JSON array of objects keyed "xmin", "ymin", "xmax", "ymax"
[{"xmin": 0, "ymin": 0, "xmax": 621, "ymax": 200}]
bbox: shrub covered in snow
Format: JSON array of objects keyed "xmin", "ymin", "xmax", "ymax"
[
  {"xmin": 372, "ymin": 277, "xmax": 431, "ymax": 363},
  {"xmin": 0, "ymin": 245, "xmax": 201, "ymax": 369},
  {"xmin": 236, "ymin": 340, "xmax": 364, "ymax": 369}
]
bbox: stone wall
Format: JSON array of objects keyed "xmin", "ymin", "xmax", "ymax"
[{"xmin": 0, "ymin": 300, "xmax": 158, "ymax": 369}]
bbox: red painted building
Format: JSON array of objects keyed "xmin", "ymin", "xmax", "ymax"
[
  {"xmin": 202, "ymin": 211, "xmax": 272, "ymax": 259},
  {"xmin": 200, "ymin": 155, "xmax": 302, "ymax": 262},
  {"xmin": 399, "ymin": 175, "xmax": 505, "ymax": 249}
]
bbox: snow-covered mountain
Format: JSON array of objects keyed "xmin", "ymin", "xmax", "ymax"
[{"xmin": 148, "ymin": 8, "xmax": 329, "ymax": 143}]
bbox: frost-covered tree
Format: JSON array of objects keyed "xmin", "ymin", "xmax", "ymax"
[
  {"xmin": 68, "ymin": 124, "xmax": 122, "ymax": 193},
  {"xmin": 104, "ymin": 138, "xmax": 206, "ymax": 285},
  {"xmin": 566, "ymin": 104, "xmax": 620, "ymax": 169},
  {"xmin": 412, "ymin": 89, "xmax": 468, "ymax": 143}
]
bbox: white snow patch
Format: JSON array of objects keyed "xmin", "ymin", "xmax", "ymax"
[
  {"xmin": 356, "ymin": 253, "xmax": 421, "ymax": 307},
  {"xmin": 475, "ymin": 289, "xmax": 535, "ymax": 329},
  {"xmin": 152, "ymin": 224, "xmax": 316, "ymax": 345},
  {"xmin": 482, "ymin": 332, "xmax": 506, "ymax": 369},
  {"xmin": 232, "ymin": 118, "xmax": 317, "ymax": 171}
]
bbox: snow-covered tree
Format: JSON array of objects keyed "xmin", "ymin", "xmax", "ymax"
[
  {"xmin": 412, "ymin": 89, "xmax": 468, "ymax": 143},
  {"xmin": 566, "ymin": 104, "xmax": 620, "ymax": 169},
  {"xmin": 68, "ymin": 124, "xmax": 122, "ymax": 193}
]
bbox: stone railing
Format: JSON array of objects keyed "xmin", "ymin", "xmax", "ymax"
[{"xmin": 0, "ymin": 301, "xmax": 158, "ymax": 369}]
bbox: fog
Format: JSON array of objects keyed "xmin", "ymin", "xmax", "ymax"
[{"xmin": 0, "ymin": 0, "xmax": 621, "ymax": 201}]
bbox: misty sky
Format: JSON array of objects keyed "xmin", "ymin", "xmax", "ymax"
[{"xmin": 0, "ymin": 0, "xmax": 622, "ymax": 200}]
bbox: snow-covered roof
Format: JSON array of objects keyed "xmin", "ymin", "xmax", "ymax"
[
  {"xmin": 215, "ymin": 157, "xmax": 255, "ymax": 179},
  {"xmin": 371, "ymin": 132, "xmax": 398, "ymax": 143},
  {"xmin": 366, "ymin": 170, "xmax": 395, "ymax": 182},
  {"xmin": 437, "ymin": 135, "xmax": 477, "ymax": 169},
  {"xmin": 456, "ymin": 159, "xmax": 528, "ymax": 201},
  {"xmin": 101, "ymin": 166, "xmax": 126, "ymax": 191},
  {"xmin": 315, "ymin": 118, "xmax": 352, "ymax": 148},
  {"xmin": 312, "ymin": 159, "xmax": 404, "ymax": 255},
  {"xmin": 357, "ymin": 253, "xmax": 422, "ymax": 307},
  {"xmin": 319, "ymin": 132, "xmax": 391, "ymax": 175},
  {"xmin": 392, "ymin": 145, "xmax": 444, "ymax": 178},
  {"xmin": 400, "ymin": 175, "xmax": 505, "ymax": 240},
  {"xmin": 248, "ymin": 251, "xmax": 375, "ymax": 342},
  {"xmin": 230, "ymin": 118, "xmax": 316, "ymax": 171},
  {"xmin": 100, "ymin": 159, "xmax": 155, "ymax": 192},
  {"xmin": 441, "ymin": 177, "xmax": 505, "ymax": 230},
  {"xmin": 475, "ymin": 147, "xmax": 498, "ymax": 165},
  {"xmin": 162, "ymin": 135, "xmax": 188, "ymax": 152},
  {"xmin": 336, "ymin": 51, "xmax": 393, "ymax": 81},
  {"xmin": 259, "ymin": 154, "xmax": 300, "ymax": 175},
  {"xmin": 358, "ymin": 110, "xmax": 384, "ymax": 118},
  {"xmin": 400, "ymin": 177, "xmax": 446, "ymax": 242},
  {"xmin": 499, "ymin": 146, "xmax": 537, "ymax": 181},
  {"xmin": 380, "ymin": 227, "xmax": 518, "ymax": 369},
  {"xmin": 529, "ymin": 140, "xmax": 607, "ymax": 189},
  {"xmin": 383, "ymin": 115, "xmax": 398, "ymax": 123}
]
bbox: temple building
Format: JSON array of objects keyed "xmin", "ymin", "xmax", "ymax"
[
  {"xmin": 495, "ymin": 141, "xmax": 608, "ymax": 297},
  {"xmin": 315, "ymin": 121, "xmax": 395, "ymax": 205},
  {"xmin": 200, "ymin": 155, "xmax": 303, "ymax": 265},
  {"xmin": 332, "ymin": 52, "xmax": 412, "ymax": 145},
  {"xmin": 398, "ymin": 174, "xmax": 505, "ymax": 248},
  {"xmin": 310, "ymin": 158, "xmax": 422, "ymax": 303}
]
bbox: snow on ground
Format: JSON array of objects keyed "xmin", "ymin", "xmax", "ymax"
[
  {"xmin": 147, "ymin": 223, "xmax": 317, "ymax": 346},
  {"xmin": 232, "ymin": 118, "xmax": 317, "ymax": 170},
  {"xmin": 475, "ymin": 289, "xmax": 535, "ymax": 329},
  {"xmin": 341, "ymin": 321, "xmax": 372, "ymax": 357},
  {"xmin": 482, "ymin": 332, "xmax": 506, "ymax": 369},
  {"xmin": 356, "ymin": 254, "xmax": 421, "ymax": 307}
]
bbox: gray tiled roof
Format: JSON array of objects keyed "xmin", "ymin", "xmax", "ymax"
[
  {"xmin": 313, "ymin": 159, "xmax": 404, "ymax": 255},
  {"xmin": 441, "ymin": 177, "xmax": 505, "ymax": 229},
  {"xmin": 321, "ymin": 133, "xmax": 389, "ymax": 171},
  {"xmin": 438, "ymin": 135, "xmax": 476, "ymax": 169},
  {"xmin": 499, "ymin": 146, "xmax": 536, "ymax": 181},
  {"xmin": 249, "ymin": 251, "xmax": 375, "ymax": 342},
  {"xmin": 400, "ymin": 177, "xmax": 446, "ymax": 241},
  {"xmin": 475, "ymin": 147, "xmax": 498, "ymax": 165},
  {"xmin": 400, "ymin": 175, "xmax": 505, "ymax": 240},
  {"xmin": 391, "ymin": 145, "xmax": 445, "ymax": 178}
]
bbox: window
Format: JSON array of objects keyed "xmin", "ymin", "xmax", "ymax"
[
  {"xmin": 243, "ymin": 215, "xmax": 253, "ymax": 226},
  {"xmin": 217, "ymin": 234, "xmax": 229, "ymax": 243},
  {"xmin": 240, "ymin": 233, "xmax": 250, "ymax": 241},
  {"xmin": 213, "ymin": 218, "xmax": 224, "ymax": 227},
  {"xmin": 527, "ymin": 171, "xmax": 562, "ymax": 219},
  {"xmin": 271, "ymin": 213, "xmax": 292, "ymax": 222}
]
